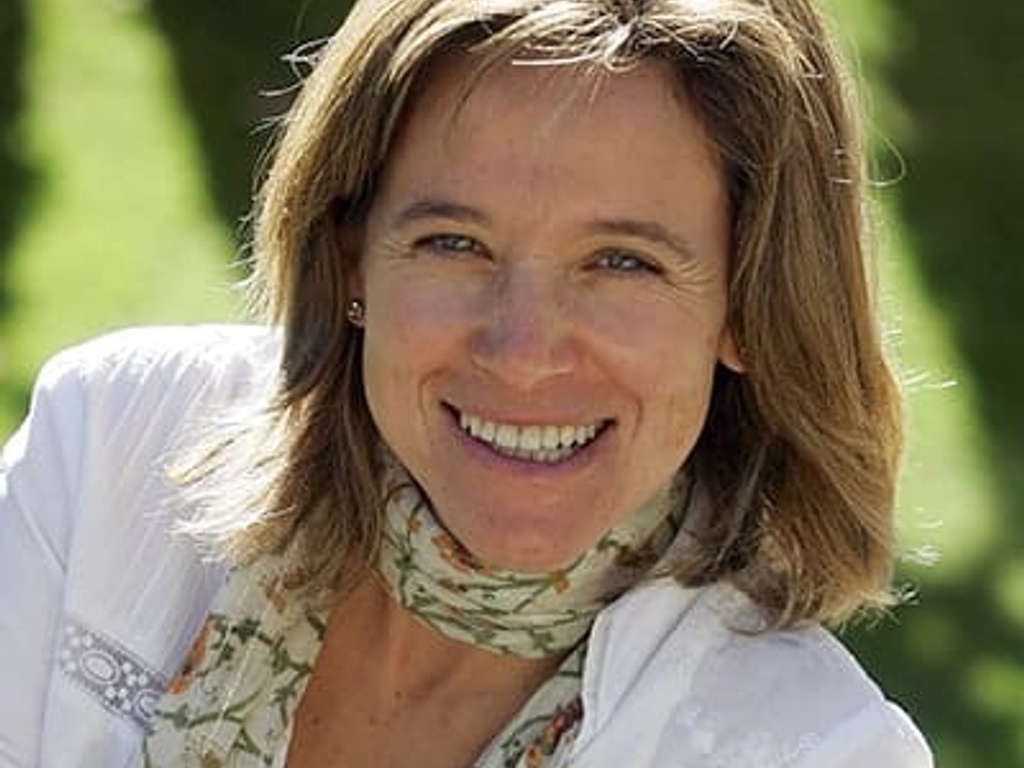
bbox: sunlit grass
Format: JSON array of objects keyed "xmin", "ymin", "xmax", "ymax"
[
  {"xmin": 820, "ymin": 0, "xmax": 1000, "ymax": 581},
  {"xmin": 823, "ymin": 3, "xmax": 1017, "ymax": 765},
  {"xmin": 0, "ymin": 0, "xmax": 238, "ymax": 433},
  {"xmin": 880, "ymin": 214, "xmax": 999, "ymax": 580}
]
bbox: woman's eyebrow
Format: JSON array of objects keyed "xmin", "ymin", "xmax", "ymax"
[{"xmin": 390, "ymin": 198, "xmax": 490, "ymax": 229}]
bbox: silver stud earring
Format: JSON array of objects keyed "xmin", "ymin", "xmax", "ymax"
[{"xmin": 346, "ymin": 298, "xmax": 365, "ymax": 326}]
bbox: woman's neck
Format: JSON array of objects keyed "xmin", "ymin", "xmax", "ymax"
[{"xmin": 285, "ymin": 574, "xmax": 564, "ymax": 768}]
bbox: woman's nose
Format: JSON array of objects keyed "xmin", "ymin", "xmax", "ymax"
[{"xmin": 468, "ymin": 270, "xmax": 578, "ymax": 391}]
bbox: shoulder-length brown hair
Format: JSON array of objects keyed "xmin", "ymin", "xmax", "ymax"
[{"xmin": 181, "ymin": 0, "xmax": 903, "ymax": 628}]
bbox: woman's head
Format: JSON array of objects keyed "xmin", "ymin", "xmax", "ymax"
[
  {"xmin": 236, "ymin": 0, "xmax": 900, "ymax": 625},
  {"xmin": 352, "ymin": 54, "xmax": 738, "ymax": 573}
]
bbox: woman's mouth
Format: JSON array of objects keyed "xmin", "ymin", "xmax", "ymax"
[{"xmin": 455, "ymin": 409, "xmax": 609, "ymax": 464}]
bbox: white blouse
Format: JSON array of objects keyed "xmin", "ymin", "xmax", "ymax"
[{"xmin": 0, "ymin": 325, "xmax": 933, "ymax": 768}]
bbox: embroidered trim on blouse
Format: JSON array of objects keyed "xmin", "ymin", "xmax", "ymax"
[{"xmin": 59, "ymin": 618, "xmax": 168, "ymax": 732}]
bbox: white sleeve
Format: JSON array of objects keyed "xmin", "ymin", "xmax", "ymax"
[
  {"xmin": 0, "ymin": 353, "xmax": 87, "ymax": 767},
  {"xmin": 0, "ymin": 325, "xmax": 272, "ymax": 768},
  {"xmin": 646, "ymin": 617, "xmax": 934, "ymax": 768},
  {"xmin": 792, "ymin": 700, "xmax": 933, "ymax": 768}
]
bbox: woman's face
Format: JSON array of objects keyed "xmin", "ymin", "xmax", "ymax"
[{"xmin": 353, "ymin": 56, "xmax": 741, "ymax": 572}]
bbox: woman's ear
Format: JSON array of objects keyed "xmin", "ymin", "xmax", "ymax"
[{"xmin": 717, "ymin": 328, "xmax": 746, "ymax": 373}]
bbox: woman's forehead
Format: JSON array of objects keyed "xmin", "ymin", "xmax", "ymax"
[
  {"xmin": 367, "ymin": 50, "xmax": 729, "ymax": 265},
  {"xmin": 395, "ymin": 51, "xmax": 694, "ymax": 152}
]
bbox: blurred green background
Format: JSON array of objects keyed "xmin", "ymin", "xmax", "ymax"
[{"xmin": 0, "ymin": 0, "xmax": 1021, "ymax": 764}]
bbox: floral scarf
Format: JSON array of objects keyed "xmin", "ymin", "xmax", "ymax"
[
  {"xmin": 139, "ymin": 468, "xmax": 690, "ymax": 767},
  {"xmin": 376, "ymin": 463, "xmax": 686, "ymax": 658}
]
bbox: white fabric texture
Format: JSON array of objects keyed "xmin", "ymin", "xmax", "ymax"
[{"xmin": 0, "ymin": 325, "xmax": 933, "ymax": 768}]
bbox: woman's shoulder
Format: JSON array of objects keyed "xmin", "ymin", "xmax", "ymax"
[
  {"xmin": 37, "ymin": 323, "xmax": 278, "ymax": 392},
  {"xmin": 576, "ymin": 579, "xmax": 932, "ymax": 767},
  {"xmin": 27, "ymin": 324, "xmax": 279, "ymax": 438},
  {"xmin": 19, "ymin": 322, "xmax": 279, "ymax": 550},
  {"xmin": 1, "ymin": 326, "xmax": 271, "ymax": 760},
  {"xmin": 676, "ymin": 589, "xmax": 932, "ymax": 766}
]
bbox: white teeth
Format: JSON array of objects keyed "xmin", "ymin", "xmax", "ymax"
[
  {"xmin": 520, "ymin": 426, "xmax": 542, "ymax": 451},
  {"xmin": 493, "ymin": 424, "xmax": 515, "ymax": 449},
  {"xmin": 455, "ymin": 410, "xmax": 605, "ymax": 464},
  {"xmin": 481, "ymin": 420, "xmax": 496, "ymax": 441}
]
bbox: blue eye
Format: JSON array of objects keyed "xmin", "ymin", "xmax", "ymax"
[
  {"xmin": 594, "ymin": 250, "xmax": 659, "ymax": 274},
  {"xmin": 417, "ymin": 233, "xmax": 484, "ymax": 255}
]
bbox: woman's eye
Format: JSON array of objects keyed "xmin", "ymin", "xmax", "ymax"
[
  {"xmin": 594, "ymin": 250, "xmax": 659, "ymax": 274},
  {"xmin": 416, "ymin": 233, "xmax": 484, "ymax": 256}
]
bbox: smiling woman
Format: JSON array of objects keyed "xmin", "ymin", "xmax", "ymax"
[
  {"xmin": 0, "ymin": 1, "xmax": 932, "ymax": 767},
  {"xmin": 356, "ymin": 57, "xmax": 739, "ymax": 573}
]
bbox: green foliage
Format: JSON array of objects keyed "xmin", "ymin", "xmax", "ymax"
[
  {"xmin": 831, "ymin": 1, "xmax": 1024, "ymax": 765},
  {"xmin": 0, "ymin": 0, "xmax": 353, "ymax": 433},
  {"xmin": 0, "ymin": 1, "xmax": 35, "ymax": 334},
  {"xmin": 0, "ymin": 0, "xmax": 241, "ymax": 431}
]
